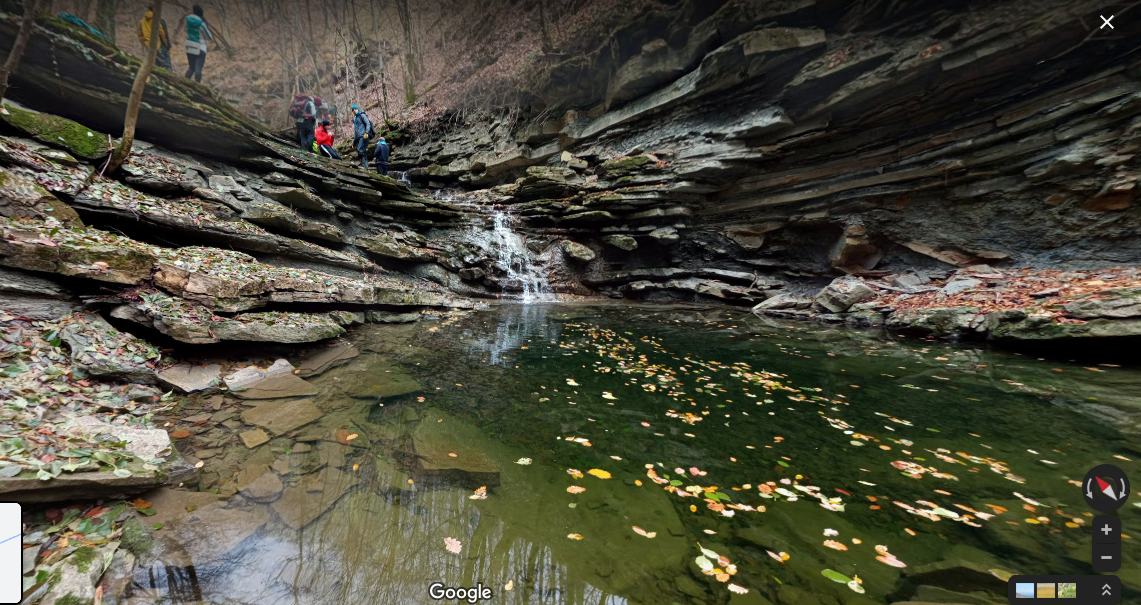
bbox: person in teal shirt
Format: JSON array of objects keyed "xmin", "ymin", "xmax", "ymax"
[{"xmin": 183, "ymin": 5, "xmax": 212, "ymax": 82}]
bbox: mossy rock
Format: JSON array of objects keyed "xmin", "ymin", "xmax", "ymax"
[
  {"xmin": 69, "ymin": 546, "xmax": 98, "ymax": 574},
  {"xmin": 599, "ymin": 155, "xmax": 651, "ymax": 176},
  {"xmin": 119, "ymin": 516, "xmax": 154, "ymax": 557},
  {"xmin": 1, "ymin": 105, "xmax": 110, "ymax": 160}
]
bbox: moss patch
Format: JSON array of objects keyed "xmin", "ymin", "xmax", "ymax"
[
  {"xmin": 600, "ymin": 155, "xmax": 651, "ymax": 176},
  {"xmin": 54, "ymin": 594, "xmax": 94, "ymax": 605},
  {"xmin": 1, "ymin": 105, "xmax": 110, "ymax": 160},
  {"xmin": 69, "ymin": 545, "xmax": 97, "ymax": 573},
  {"xmin": 119, "ymin": 516, "xmax": 154, "ymax": 557}
]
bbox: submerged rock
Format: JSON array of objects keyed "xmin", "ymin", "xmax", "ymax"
[
  {"xmin": 815, "ymin": 276, "xmax": 876, "ymax": 313},
  {"xmin": 232, "ymin": 374, "xmax": 319, "ymax": 400},
  {"xmin": 240, "ymin": 398, "xmax": 323, "ymax": 434}
]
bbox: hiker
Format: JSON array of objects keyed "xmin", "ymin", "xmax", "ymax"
[
  {"xmin": 351, "ymin": 104, "xmax": 374, "ymax": 171},
  {"xmin": 374, "ymin": 136, "xmax": 391, "ymax": 175},
  {"xmin": 183, "ymin": 5, "xmax": 213, "ymax": 83},
  {"xmin": 290, "ymin": 94, "xmax": 317, "ymax": 153},
  {"xmin": 137, "ymin": 6, "xmax": 172, "ymax": 70},
  {"xmin": 314, "ymin": 119, "xmax": 341, "ymax": 159}
]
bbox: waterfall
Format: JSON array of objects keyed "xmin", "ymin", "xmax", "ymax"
[
  {"xmin": 457, "ymin": 202, "xmax": 552, "ymax": 303},
  {"xmin": 488, "ymin": 210, "xmax": 552, "ymax": 303}
]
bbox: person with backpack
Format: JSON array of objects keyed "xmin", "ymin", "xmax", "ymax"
[
  {"xmin": 137, "ymin": 6, "xmax": 173, "ymax": 70},
  {"xmin": 314, "ymin": 120, "xmax": 340, "ymax": 159},
  {"xmin": 374, "ymin": 136, "xmax": 391, "ymax": 175},
  {"xmin": 351, "ymin": 104, "xmax": 374, "ymax": 171},
  {"xmin": 291, "ymin": 94, "xmax": 318, "ymax": 153},
  {"xmin": 183, "ymin": 5, "xmax": 213, "ymax": 83}
]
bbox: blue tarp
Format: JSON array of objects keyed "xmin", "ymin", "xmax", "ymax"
[{"xmin": 56, "ymin": 12, "xmax": 107, "ymax": 40}]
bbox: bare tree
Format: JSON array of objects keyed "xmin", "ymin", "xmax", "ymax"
[
  {"xmin": 106, "ymin": 0, "xmax": 164, "ymax": 173},
  {"xmin": 395, "ymin": 0, "xmax": 418, "ymax": 104},
  {"xmin": 94, "ymin": 0, "xmax": 117, "ymax": 43},
  {"xmin": 0, "ymin": 0, "xmax": 47, "ymax": 103}
]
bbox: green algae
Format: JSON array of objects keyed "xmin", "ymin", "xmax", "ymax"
[{"xmin": 1, "ymin": 105, "xmax": 109, "ymax": 160}]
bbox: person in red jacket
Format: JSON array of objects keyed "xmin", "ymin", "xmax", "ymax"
[{"xmin": 314, "ymin": 120, "xmax": 340, "ymax": 159}]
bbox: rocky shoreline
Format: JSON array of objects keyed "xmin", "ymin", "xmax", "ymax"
[{"xmin": 757, "ymin": 265, "xmax": 1141, "ymax": 344}]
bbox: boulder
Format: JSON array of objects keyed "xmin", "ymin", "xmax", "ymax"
[
  {"xmin": 300, "ymin": 219, "xmax": 349, "ymax": 243},
  {"xmin": 601, "ymin": 234, "xmax": 638, "ymax": 251},
  {"xmin": 649, "ymin": 226, "xmax": 680, "ymax": 244},
  {"xmin": 157, "ymin": 363, "xmax": 222, "ymax": 393},
  {"xmin": 243, "ymin": 201, "xmax": 302, "ymax": 234},
  {"xmin": 814, "ymin": 276, "xmax": 876, "ymax": 312},
  {"xmin": 940, "ymin": 277, "xmax": 982, "ymax": 296},
  {"xmin": 830, "ymin": 224, "xmax": 880, "ymax": 271},
  {"xmin": 261, "ymin": 186, "xmax": 335, "ymax": 213},
  {"xmin": 560, "ymin": 240, "xmax": 596, "ymax": 262},
  {"xmin": 1063, "ymin": 289, "xmax": 1141, "ymax": 319},
  {"xmin": 885, "ymin": 307, "xmax": 982, "ymax": 338},
  {"xmin": 752, "ymin": 293, "xmax": 813, "ymax": 313},
  {"xmin": 38, "ymin": 543, "xmax": 118, "ymax": 605}
]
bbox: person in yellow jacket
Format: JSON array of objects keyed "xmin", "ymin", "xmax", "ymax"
[{"xmin": 137, "ymin": 6, "xmax": 173, "ymax": 70}]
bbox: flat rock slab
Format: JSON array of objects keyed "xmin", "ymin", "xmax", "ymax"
[
  {"xmin": 271, "ymin": 466, "xmax": 359, "ymax": 529},
  {"xmin": 297, "ymin": 343, "xmax": 359, "ymax": 377},
  {"xmin": 138, "ymin": 487, "xmax": 226, "ymax": 529},
  {"xmin": 233, "ymin": 373, "xmax": 317, "ymax": 399},
  {"xmin": 412, "ymin": 428, "xmax": 499, "ymax": 487},
  {"xmin": 224, "ymin": 359, "xmax": 293, "ymax": 390},
  {"xmin": 69, "ymin": 415, "xmax": 171, "ymax": 459},
  {"xmin": 157, "ymin": 363, "xmax": 222, "ymax": 393},
  {"xmin": 241, "ymin": 398, "xmax": 323, "ymax": 435},
  {"xmin": 168, "ymin": 503, "xmax": 269, "ymax": 564},
  {"xmin": 238, "ymin": 466, "xmax": 284, "ymax": 502},
  {"xmin": 240, "ymin": 428, "xmax": 270, "ymax": 448}
]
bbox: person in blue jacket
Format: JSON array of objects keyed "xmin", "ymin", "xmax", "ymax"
[
  {"xmin": 374, "ymin": 136, "xmax": 391, "ymax": 175},
  {"xmin": 351, "ymin": 105, "xmax": 373, "ymax": 171},
  {"xmin": 183, "ymin": 5, "xmax": 213, "ymax": 83}
]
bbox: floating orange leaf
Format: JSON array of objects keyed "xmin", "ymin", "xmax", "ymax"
[
  {"xmin": 567, "ymin": 533, "xmax": 583, "ymax": 540},
  {"xmin": 632, "ymin": 526, "xmax": 657, "ymax": 538},
  {"xmin": 823, "ymin": 540, "xmax": 848, "ymax": 551},
  {"xmin": 567, "ymin": 486, "xmax": 585, "ymax": 494}
]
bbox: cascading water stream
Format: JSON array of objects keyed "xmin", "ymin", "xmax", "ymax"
[{"xmin": 487, "ymin": 209, "xmax": 552, "ymax": 303}]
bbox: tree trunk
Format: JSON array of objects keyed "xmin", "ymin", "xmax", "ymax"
[
  {"xmin": 106, "ymin": 0, "xmax": 162, "ymax": 174},
  {"xmin": 0, "ymin": 0, "xmax": 45, "ymax": 103},
  {"xmin": 94, "ymin": 0, "xmax": 117, "ymax": 44},
  {"xmin": 538, "ymin": 0, "xmax": 554, "ymax": 53},
  {"xmin": 395, "ymin": 0, "xmax": 417, "ymax": 104}
]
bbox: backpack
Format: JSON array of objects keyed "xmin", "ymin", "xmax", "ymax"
[
  {"xmin": 313, "ymin": 96, "xmax": 323, "ymax": 108},
  {"xmin": 289, "ymin": 95, "xmax": 312, "ymax": 120}
]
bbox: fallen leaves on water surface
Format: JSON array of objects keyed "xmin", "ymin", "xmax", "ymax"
[
  {"xmin": 601, "ymin": 392, "xmax": 617, "ymax": 400},
  {"xmin": 567, "ymin": 533, "xmax": 583, "ymax": 540},
  {"xmin": 567, "ymin": 468, "xmax": 584, "ymax": 479},
  {"xmin": 566, "ymin": 379, "xmax": 580, "ymax": 386},
  {"xmin": 469, "ymin": 486, "xmax": 487, "ymax": 500},
  {"xmin": 505, "ymin": 580, "xmax": 514, "ymax": 591},
  {"xmin": 335, "ymin": 429, "xmax": 358, "ymax": 444},
  {"xmin": 823, "ymin": 528, "xmax": 838, "ymax": 536},
  {"xmin": 587, "ymin": 468, "xmax": 612, "ymax": 479},
  {"xmin": 822, "ymin": 569, "xmax": 851, "ymax": 584},
  {"xmin": 728, "ymin": 584, "xmax": 749, "ymax": 594},
  {"xmin": 767, "ymin": 550, "xmax": 790, "ymax": 562},
  {"xmin": 444, "ymin": 537, "xmax": 462, "ymax": 553},
  {"xmin": 515, "ymin": 458, "xmax": 532, "ymax": 465},
  {"xmin": 632, "ymin": 526, "xmax": 656, "ymax": 538},
  {"xmin": 567, "ymin": 486, "xmax": 585, "ymax": 494},
  {"xmin": 823, "ymin": 540, "xmax": 848, "ymax": 551}
]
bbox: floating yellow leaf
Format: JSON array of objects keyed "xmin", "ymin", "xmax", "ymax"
[
  {"xmin": 505, "ymin": 580, "xmax": 513, "ymax": 591},
  {"xmin": 567, "ymin": 468, "xmax": 584, "ymax": 479},
  {"xmin": 587, "ymin": 469, "xmax": 612, "ymax": 479},
  {"xmin": 567, "ymin": 533, "xmax": 583, "ymax": 540}
]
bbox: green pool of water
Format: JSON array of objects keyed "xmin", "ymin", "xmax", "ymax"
[{"xmin": 128, "ymin": 304, "xmax": 1141, "ymax": 604}]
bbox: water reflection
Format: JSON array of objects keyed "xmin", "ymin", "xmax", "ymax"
[{"xmin": 129, "ymin": 305, "xmax": 1141, "ymax": 605}]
